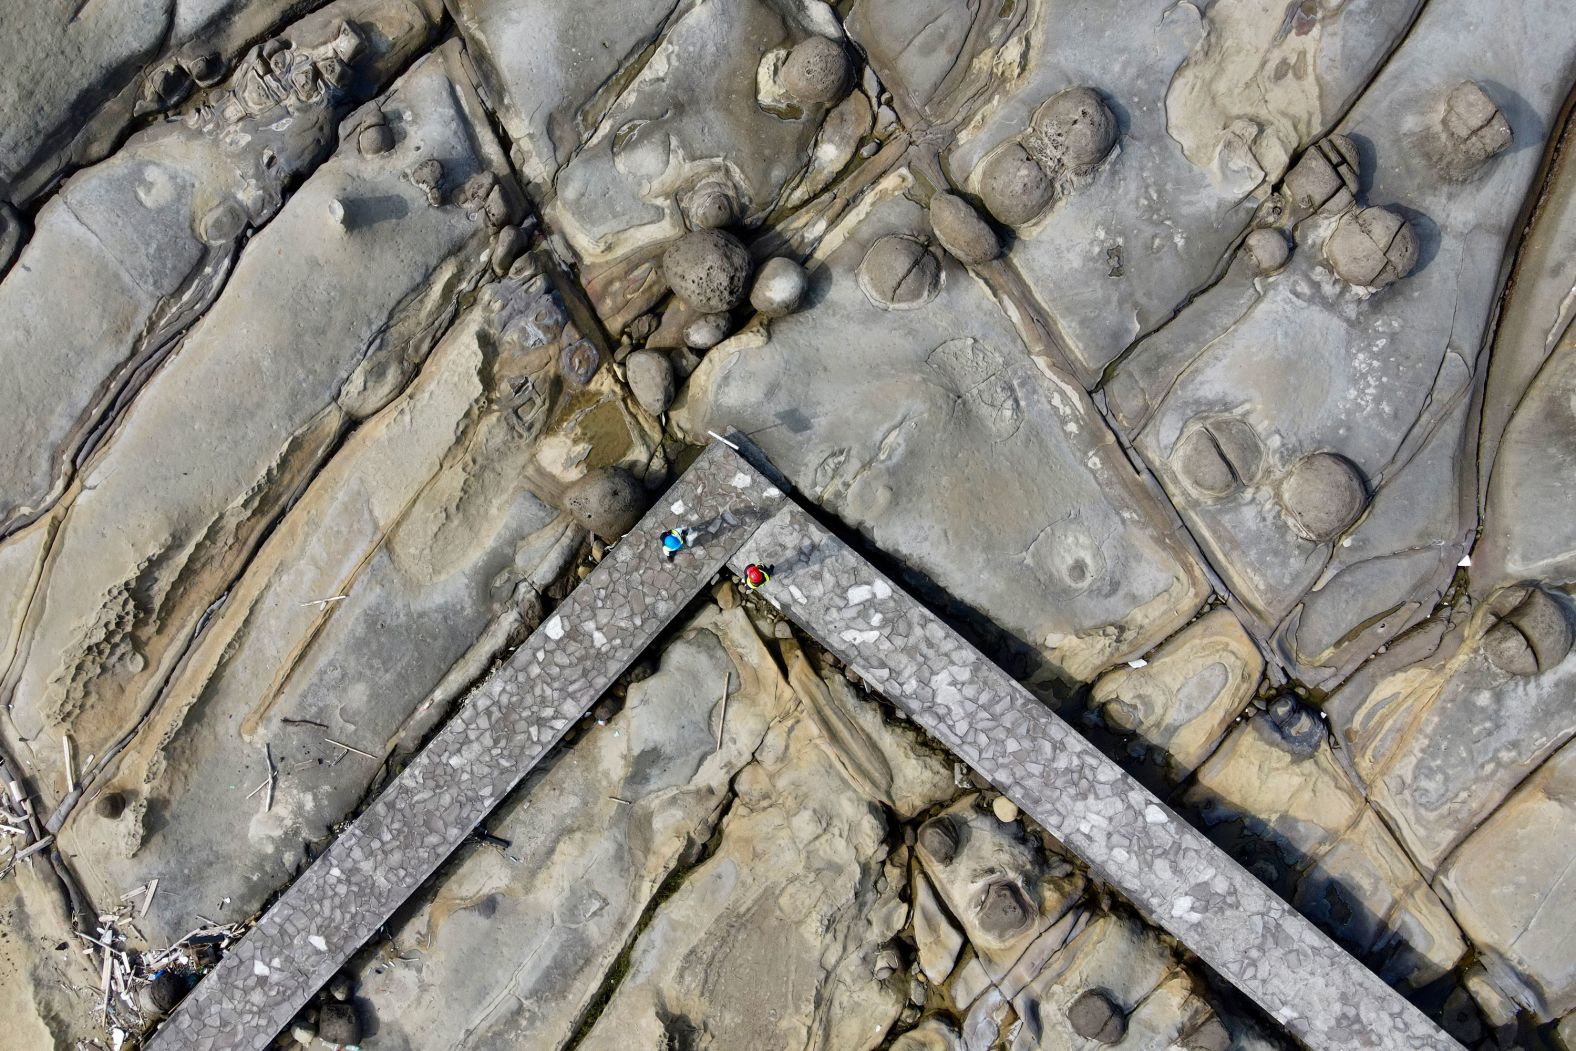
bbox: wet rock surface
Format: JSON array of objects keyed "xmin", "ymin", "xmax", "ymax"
[{"xmin": 3, "ymin": 0, "xmax": 1576, "ymax": 1046}]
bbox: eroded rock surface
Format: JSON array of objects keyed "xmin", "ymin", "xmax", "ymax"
[
  {"xmin": 4, "ymin": 0, "xmax": 1576, "ymax": 1044},
  {"xmin": 674, "ymin": 177, "xmax": 1208, "ymax": 684},
  {"xmin": 1107, "ymin": 0, "xmax": 1576, "ymax": 686}
]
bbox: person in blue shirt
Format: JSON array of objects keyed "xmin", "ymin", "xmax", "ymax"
[{"xmin": 660, "ymin": 527, "xmax": 692, "ymax": 561}]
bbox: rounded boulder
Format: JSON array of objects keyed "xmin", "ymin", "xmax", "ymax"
[
  {"xmin": 857, "ymin": 234, "xmax": 942, "ymax": 310},
  {"xmin": 563, "ymin": 466, "xmax": 649, "ymax": 541},
  {"xmin": 750, "ymin": 256, "xmax": 809, "ymax": 317},
  {"xmin": 663, "ymin": 229, "xmax": 752, "ymax": 312},
  {"xmin": 977, "ymin": 142, "xmax": 1054, "ymax": 227},
  {"xmin": 781, "ymin": 36, "xmax": 852, "ymax": 105},
  {"xmin": 1279, "ymin": 452, "xmax": 1366, "ymax": 541},
  {"xmin": 625, "ymin": 350, "xmax": 676, "ymax": 415},
  {"xmin": 929, "ymin": 192, "xmax": 1000, "ymax": 265}
]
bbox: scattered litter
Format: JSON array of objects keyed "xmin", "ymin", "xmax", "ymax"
[
  {"xmin": 706, "ymin": 429, "xmax": 740, "ymax": 450},
  {"xmin": 1126, "ymin": 658, "xmax": 1149, "ymax": 669},
  {"xmin": 299, "ymin": 594, "xmax": 349, "ymax": 610},
  {"xmin": 64, "ymin": 735, "xmax": 75, "ymax": 793},
  {"xmin": 1458, "ymin": 553, "xmax": 1472, "ymax": 567},
  {"xmin": 715, "ymin": 672, "xmax": 730, "ymax": 750}
]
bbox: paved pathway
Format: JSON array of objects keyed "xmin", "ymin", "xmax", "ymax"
[
  {"xmin": 730, "ymin": 504, "xmax": 1460, "ymax": 1051},
  {"xmin": 145, "ymin": 444, "xmax": 785, "ymax": 1050},
  {"xmin": 148, "ymin": 442, "xmax": 1459, "ymax": 1050}
]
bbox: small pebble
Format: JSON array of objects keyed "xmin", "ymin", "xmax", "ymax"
[{"xmin": 992, "ymin": 796, "xmax": 1019, "ymax": 823}]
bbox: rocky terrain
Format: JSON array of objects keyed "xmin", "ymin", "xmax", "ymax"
[{"xmin": 1, "ymin": 0, "xmax": 1575, "ymax": 1049}]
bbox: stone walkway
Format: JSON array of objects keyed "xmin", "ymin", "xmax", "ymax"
[
  {"xmin": 144, "ymin": 444, "xmax": 786, "ymax": 1050},
  {"xmin": 731, "ymin": 505, "xmax": 1460, "ymax": 1051},
  {"xmin": 147, "ymin": 442, "xmax": 1459, "ymax": 1050}
]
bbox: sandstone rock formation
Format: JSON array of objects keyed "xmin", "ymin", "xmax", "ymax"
[{"xmin": 4, "ymin": 0, "xmax": 1576, "ymax": 1046}]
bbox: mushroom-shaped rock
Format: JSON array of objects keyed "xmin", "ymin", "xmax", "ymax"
[
  {"xmin": 929, "ymin": 192, "xmax": 1000, "ymax": 265},
  {"xmin": 663, "ymin": 229, "xmax": 752, "ymax": 312},
  {"xmin": 857, "ymin": 234, "xmax": 942, "ymax": 310},
  {"xmin": 188, "ymin": 53, "xmax": 226, "ymax": 87},
  {"xmin": 1483, "ymin": 585, "xmax": 1573, "ymax": 676},
  {"xmin": 682, "ymin": 178, "xmax": 738, "ymax": 230},
  {"xmin": 1262, "ymin": 694, "xmax": 1324, "ymax": 759},
  {"xmin": 1436, "ymin": 81, "xmax": 1512, "ymax": 179},
  {"xmin": 198, "ymin": 200, "xmax": 247, "ymax": 245},
  {"xmin": 625, "ymin": 350, "xmax": 676, "ymax": 416},
  {"xmin": 358, "ymin": 120, "xmax": 394, "ymax": 157},
  {"xmin": 750, "ymin": 256, "xmax": 809, "ymax": 317},
  {"xmin": 563, "ymin": 467, "xmax": 648, "ymax": 541},
  {"xmin": 781, "ymin": 36, "xmax": 852, "ymax": 105},
  {"xmin": 1174, "ymin": 429, "xmax": 1235, "ymax": 498},
  {"xmin": 1325, "ymin": 206, "xmax": 1419, "ymax": 289},
  {"xmin": 317, "ymin": 1001, "xmax": 361, "ymax": 1047},
  {"xmin": 917, "ymin": 814, "xmax": 961, "ymax": 865},
  {"xmin": 978, "ymin": 142, "xmax": 1054, "ymax": 227},
  {"xmin": 684, "ymin": 312, "xmax": 732, "ymax": 350},
  {"xmin": 1244, "ymin": 227, "xmax": 1290, "ymax": 274},
  {"xmin": 975, "ymin": 879, "xmax": 1034, "ymax": 945},
  {"xmin": 1283, "ymin": 134, "xmax": 1360, "ymax": 217},
  {"xmin": 1067, "ymin": 989, "xmax": 1128, "ymax": 1043},
  {"xmin": 1172, "ymin": 417, "xmax": 1263, "ymax": 499},
  {"xmin": 1279, "ymin": 452, "xmax": 1366, "ymax": 541},
  {"xmin": 1028, "ymin": 86, "xmax": 1118, "ymax": 173}
]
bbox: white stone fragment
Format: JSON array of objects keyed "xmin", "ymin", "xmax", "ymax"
[{"xmin": 544, "ymin": 616, "xmax": 565, "ymax": 640}]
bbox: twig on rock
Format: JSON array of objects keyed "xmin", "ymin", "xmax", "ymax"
[{"xmin": 323, "ymin": 737, "xmax": 378, "ymax": 760}]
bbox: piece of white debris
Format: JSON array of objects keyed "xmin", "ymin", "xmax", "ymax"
[
  {"xmin": 1458, "ymin": 553, "xmax": 1472, "ymax": 567},
  {"xmin": 1126, "ymin": 658, "xmax": 1149, "ymax": 669}
]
